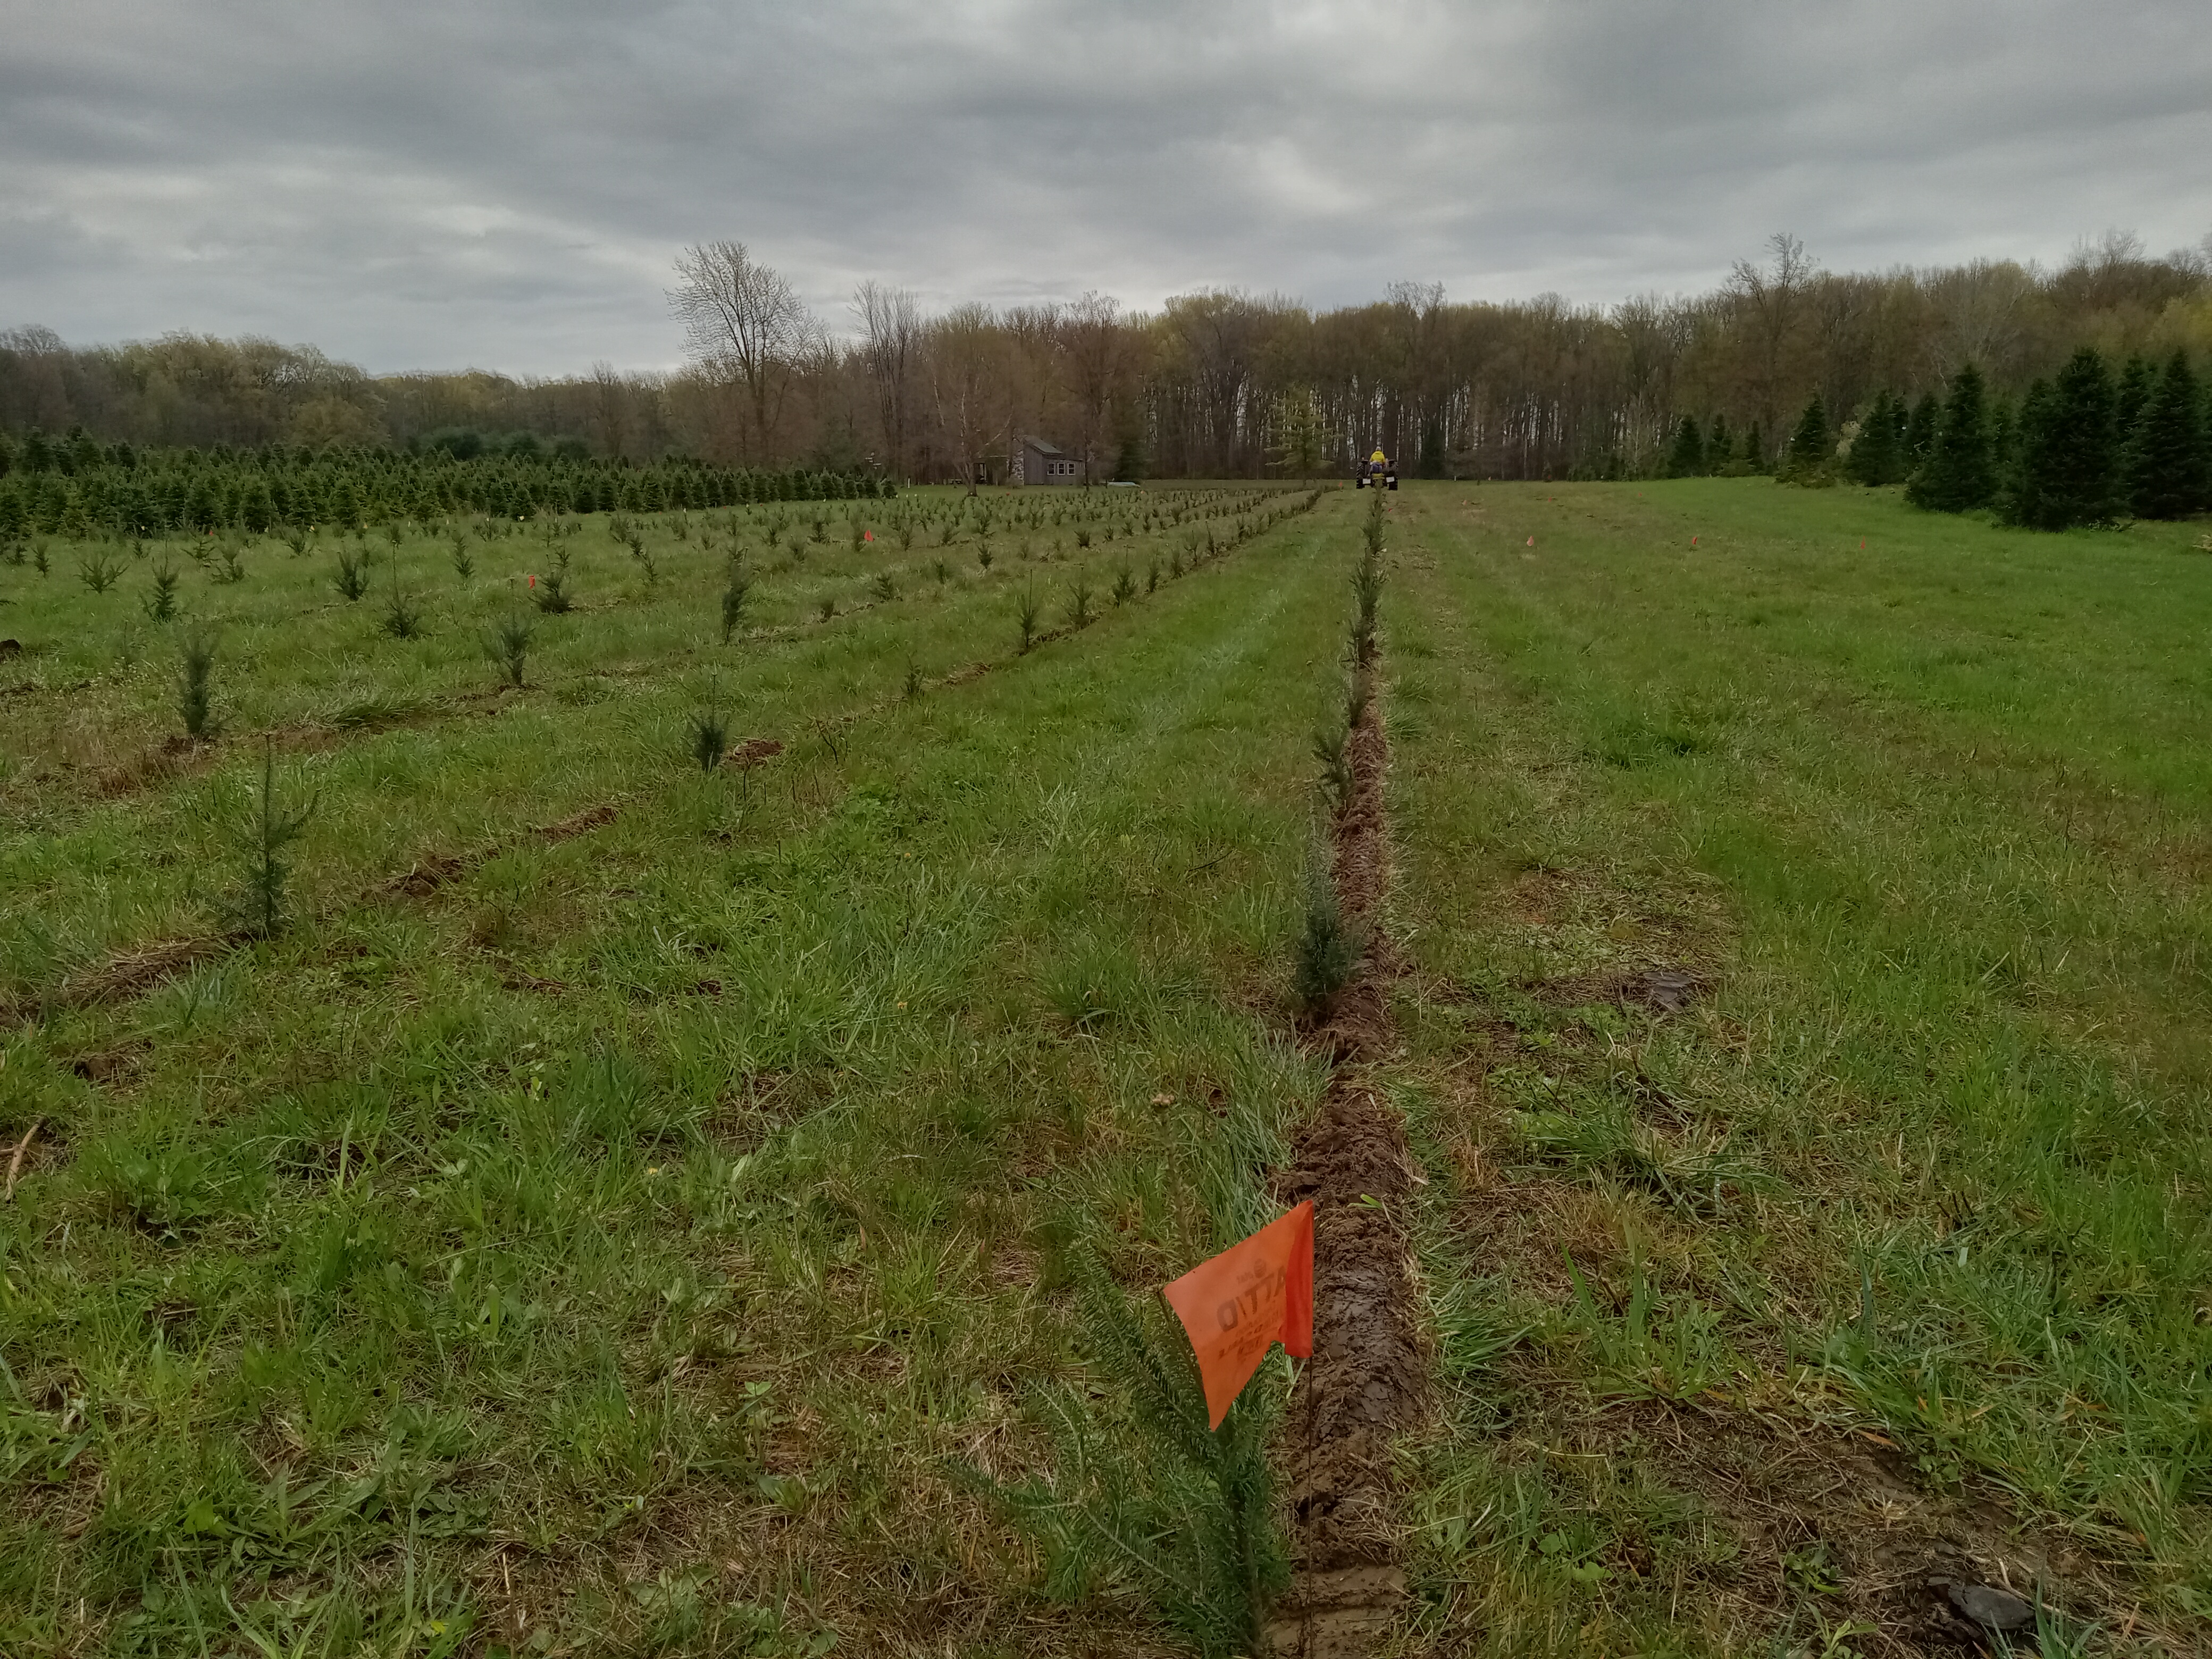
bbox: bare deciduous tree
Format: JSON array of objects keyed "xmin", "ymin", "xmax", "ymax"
[
  {"xmin": 668, "ymin": 241, "xmax": 822, "ymax": 464},
  {"xmin": 853, "ymin": 280, "xmax": 923, "ymax": 482},
  {"xmin": 929, "ymin": 303, "xmax": 1010, "ymax": 497},
  {"xmin": 1727, "ymin": 232, "xmax": 1819, "ymax": 437},
  {"xmin": 1060, "ymin": 292, "xmax": 1129, "ymax": 485}
]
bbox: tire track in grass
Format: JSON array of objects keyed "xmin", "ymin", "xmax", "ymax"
[{"xmin": 1269, "ymin": 502, "xmax": 1427, "ymax": 1658}]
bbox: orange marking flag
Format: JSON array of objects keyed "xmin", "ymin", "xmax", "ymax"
[{"xmin": 1162, "ymin": 1202, "xmax": 1314, "ymax": 1429}]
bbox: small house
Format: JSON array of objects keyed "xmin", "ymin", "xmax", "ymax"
[{"xmin": 1017, "ymin": 435, "xmax": 1081, "ymax": 486}]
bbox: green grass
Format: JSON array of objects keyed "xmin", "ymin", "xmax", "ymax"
[
  {"xmin": 0, "ymin": 485, "xmax": 1329, "ymax": 1655},
  {"xmin": 1376, "ymin": 480, "xmax": 2212, "ymax": 1652},
  {"xmin": 9, "ymin": 475, "xmax": 2212, "ymax": 1655}
]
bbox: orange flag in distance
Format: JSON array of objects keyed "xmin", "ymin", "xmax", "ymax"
[{"xmin": 1162, "ymin": 1202, "xmax": 1314, "ymax": 1429}]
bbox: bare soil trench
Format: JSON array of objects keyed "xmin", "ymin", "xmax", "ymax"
[{"xmin": 1268, "ymin": 624, "xmax": 1427, "ymax": 1657}]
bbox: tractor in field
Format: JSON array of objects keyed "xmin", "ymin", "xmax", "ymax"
[{"xmin": 1354, "ymin": 448, "xmax": 1398, "ymax": 490}]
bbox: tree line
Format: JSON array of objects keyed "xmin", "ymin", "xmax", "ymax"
[
  {"xmin": 3, "ymin": 230, "xmax": 2208, "ymax": 489},
  {"xmin": 0, "ymin": 432, "xmax": 891, "ymax": 540}
]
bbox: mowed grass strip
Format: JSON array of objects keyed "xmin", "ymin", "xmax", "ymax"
[
  {"xmin": 1375, "ymin": 481, "xmax": 2212, "ymax": 1651},
  {"xmin": 0, "ymin": 492, "xmax": 1351, "ymax": 1657}
]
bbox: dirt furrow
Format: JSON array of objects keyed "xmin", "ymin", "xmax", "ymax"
[{"xmin": 1269, "ymin": 549, "xmax": 1427, "ymax": 1658}]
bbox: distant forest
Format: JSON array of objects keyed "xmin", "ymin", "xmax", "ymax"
[{"xmin": 2, "ymin": 231, "xmax": 2208, "ymax": 483}]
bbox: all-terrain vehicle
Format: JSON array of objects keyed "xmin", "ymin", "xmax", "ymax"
[{"xmin": 1354, "ymin": 448, "xmax": 1398, "ymax": 490}]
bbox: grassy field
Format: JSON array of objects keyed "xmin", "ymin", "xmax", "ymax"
[{"xmin": 4, "ymin": 477, "xmax": 2211, "ymax": 1657}]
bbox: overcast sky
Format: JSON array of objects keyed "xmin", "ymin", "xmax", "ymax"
[{"xmin": 4, "ymin": 0, "xmax": 2207, "ymax": 376}]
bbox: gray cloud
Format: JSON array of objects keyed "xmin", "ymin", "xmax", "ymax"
[{"xmin": 3, "ymin": 0, "xmax": 2207, "ymax": 374}]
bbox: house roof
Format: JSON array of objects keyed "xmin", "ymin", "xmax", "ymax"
[{"xmin": 1021, "ymin": 435, "xmax": 1065, "ymax": 456}]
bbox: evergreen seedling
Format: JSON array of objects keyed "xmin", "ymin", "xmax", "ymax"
[
  {"xmin": 817, "ymin": 595, "xmax": 837, "ymax": 622},
  {"xmin": 931, "ymin": 557, "xmax": 950, "ymax": 583},
  {"xmin": 333, "ymin": 546, "xmax": 370, "ymax": 601},
  {"xmin": 686, "ymin": 702, "xmax": 730, "ymax": 772},
  {"xmin": 1112, "ymin": 566, "xmax": 1136, "ymax": 606},
  {"xmin": 532, "ymin": 548, "xmax": 574, "ymax": 613},
  {"xmin": 76, "ymin": 548, "xmax": 125, "ymax": 592},
  {"xmin": 719, "ymin": 560, "xmax": 752, "ymax": 644},
  {"xmin": 211, "ymin": 543, "xmax": 246, "ymax": 583},
  {"xmin": 1293, "ymin": 860, "xmax": 1362, "ymax": 1016},
  {"xmin": 979, "ymin": 1243, "xmax": 1287, "ymax": 1659},
  {"xmin": 977, "ymin": 547, "xmax": 994, "ymax": 571},
  {"xmin": 279, "ymin": 524, "xmax": 311, "ymax": 557},
  {"xmin": 1067, "ymin": 574, "xmax": 1094, "ymax": 628},
  {"xmin": 448, "ymin": 529, "xmax": 474, "ymax": 579},
  {"xmin": 902, "ymin": 659, "xmax": 924, "ymax": 700},
  {"xmin": 31, "ymin": 541, "xmax": 49, "ymax": 577},
  {"xmin": 224, "ymin": 738, "xmax": 318, "ymax": 938},
  {"xmin": 142, "ymin": 556, "xmax": 182, "ymax": 622},
  {"xmin": 480, "ymin": 613, "xmax": 533, "ymax": 688},
  {"xmin": 873, "ymin": 571, "xmax": 896, "ymax": 602},
  {"xmin": 175, "ymin": 623, "xmax": 219, "ymax": 739},
  {"xmin": 380, "ymin": 573, "xmax": 424, "ymax": 639},
  {"xmin": 1313, "ymin": 724, "xmax": 1353, "ymax": 814},
  {"xmin": 1016, "ymin": 586, "xmax": 1042, "ymax": 653}
]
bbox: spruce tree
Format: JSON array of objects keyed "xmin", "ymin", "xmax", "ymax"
[
  {"xmin": 2126, "ymin": 351, "xmax": 2209, "ymax": 520},
  {"xmin": 1780, "ymin": 396, "xmax": 1830, "ymax": 482},
  {"xmin": 1847, "ymin": 391, "xmax": 1901, "ymax": 485},
  {"xmin": 2115, "ymin": 355, "xmax": 2154, "ymax": 446},
  {"xmin": 2006, "ymin": 348, "xmax": 2123, "ymax": 530},
  {"xmin": 1707, "ymin": 414, "xmax": 1734, "ymax": 472},
  {"xmin": 1904, "ymin": 392, "xmax": 1940, "ymax": 468},
  {"xmin": 1906, "ymin": 364, "xmax": 1996, "ymax": 512},
  {"xmin": 1742, "ymin": 420, "xmax": 1766, "ymax": 473},
  {"xmin": 2004, "ymin": 379, "xmax": 2054, "ymax": 529},
  {"xmin": 1666, "ymin": 416, "xmax": 1705, "ymax": 477}
]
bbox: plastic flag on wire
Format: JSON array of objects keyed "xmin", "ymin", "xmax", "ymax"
[{"xmin": 1162, "ymin": 1202, "xmax": 1314, "ymax": 1428}]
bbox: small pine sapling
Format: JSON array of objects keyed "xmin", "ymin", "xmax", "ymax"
[
  {"xmin": 76, "ymin": 548, "xmax": 125, "ymax": 592},
  {"xmin": 1292, "ymin": 859, "xmax": 1361, "ymax": 1016},
  {"xmin": 279, "ymin": 524, "xmax": 311, "ymax": 557},
  {"xmin": 224, "ymin": 739, "xmax": 319, "ymax": 938},
  {"xmin": 448, "ymin": 528, "xmax": 474, "ymax": 579},
  {"xmin": 977, "ymin": 546, "xmax": 995, "ymax": 571},
  {"xmin": 686, "ymin": 701, "xmax": 731, "ymax": 772},
  {"xmin": 380, "ymin": 572, "xmax": 424, "ymax": 639},
  {"xmin": 817, "ymin": 594, "xmax": 838, "ymax": 622},
  {"xmin": 977, "ymin": 1243, "xmax": 1288, "ymax": 1659},
  {"xmin": 211, "ymin": 542, "xmax": 246, "ymax": 584},
  {"xmin": 931, "ymin": 557, "xmax": 950, "ymax": 583},
  {"xmin": 532, "ymin": 548, "xmax": 574, "ymax": 613},
  {"xmin": 902, "ymin": 659, "xmax": 924, "ymax": 700},
  {"xmin": 872, "ymin": 571, "xmax": 896, "ymax": 602},
  {"xmin": 1112, "ymin": 566, "xmax": 1137, "ymax": 606},
  {"xmin": 141, "ymin": 556, "xmax": 182, "ymax": 622},
  {"xmin": 1016, "ymin": 585, "xmax": 1042, "ymax": 653},
  {"xmin": 1312, "ymin": 724, "xmax": 1353, "ymax": 814},
  {"xmin": 1147, "ymin": 559, "xmax": 1160, "ymax": 593},
  {"xmin": 333, "ymin": 547, "xmax": 371, "ymax": 601},
  {"xmin": 175, "ymin": 623, "xmax": 219, "ymax": 739},
  {"xmin": 480, "ymin": 613, "xmax": 533, "ymax": 688},
  {"xmin": 719, "ymin": 560, "xmax": 752, "ymax": 644},
  {"xmin": 31, "ymin": 540, "xmax": 50, "ymax": 577},
  {"xmin": 1067, "ymin": 573, "xmax": 1094, "ymax": 629}
]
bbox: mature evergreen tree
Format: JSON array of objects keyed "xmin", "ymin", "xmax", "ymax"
[
  {"xmin": 1707, "ymin": 414, "xmax": 1734, "ymax": 471},
  {"xmin": 1904, "ymin": 393, "xmax": 1940, "ymax": 468},
  {"xmin": 1416, "ymin": 419, "xmax": 1445, "ymax": 478},
  {"xmin": 2005, "ymin": 348, "xmax": 2123, "ymax": 530},
  {"xmin": 1847, "ymin": 391, "xmax": 1903, "ymax": 485},
  {"xmin": 1666, "ymin": 416, "xmax": 1705, "ymax": 477},
  {"xmin": 1906, "ymin": 364, "xmax": 1996, "ymax": 511},
  {"xmin": 2115, "ymin": 355, "xmax": 2154, "ymax": 445},
  {"xmin": 1779, "ymin": 396, "xmax": 1830, "ymax": 482},
  {"xmin": 2127, "ymin": 350, "xmax": 2209, "ymax": 520},
  {"xmin": 1988, "ymin": 396, "xmax": 2018, "ymax": 484},
  {"xmin": 1742, "ymin": 420, "xmax": 1766, "ymax": 473}
]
